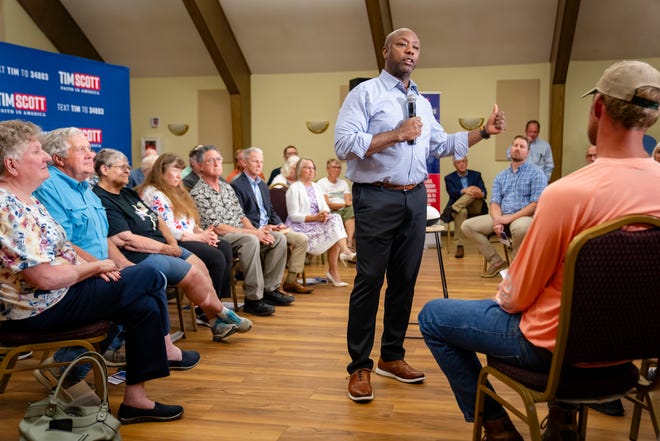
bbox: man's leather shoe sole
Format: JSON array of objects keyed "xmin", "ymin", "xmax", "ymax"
[
  {"xmin": 264, "ymin": 290, "xmax": 295, "ymax": 306},
  {"xmin": 348, "ymin": 368, "xmax": 373, "ymax": 402},
  {"xmin": 375, "ymin": 359, "xmax": 425, "ymax": 383},
  {"xmin": 282, "ymin": 281, "xmax": 313, "ymax": 294},
  {"xmin": 243, "ymin": 299, "xmax": 275, "ymax": 316}
]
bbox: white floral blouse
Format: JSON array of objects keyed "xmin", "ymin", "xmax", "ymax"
[
  {"xmin": 0, "ymin": 189, "xmax": 76, "ymax": 321},
  {"xmin": 140, "ymin": 186, "xmax": 196, "ymax": 241}
]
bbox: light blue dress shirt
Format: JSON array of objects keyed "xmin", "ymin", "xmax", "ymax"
[
  {"xmin": 33, "ymin": 166, "xmax": 109, "ymax": 260},
  {"xmin": 528, "ymin": 138, "xmax": 554, "ymax": 180},
  {"xmin": 335, "ymin": 70, "xmax": 468, "ymax": 186},
  {"xmin": 247, "ymin": 174, "xmax": 269, "ymax": 227}
]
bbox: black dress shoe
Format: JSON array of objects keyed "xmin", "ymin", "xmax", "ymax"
[
  {"xmin": 168, "ymin": 350, "xmax": 201, "ymax": 371},
  {"xmin": 263, "ymin": 289, "xmax": 295, "ymax": 306},
  {"xmin": 118, "ymin": 402, "xmax": 184, "ymax": 424},
  {"xmin": 589, "ymin": 399, "xmax": 624, "ymax": 416},
  {"xmin": 243, "ymin": 299, "xmax": 275, "ymax": 316}
]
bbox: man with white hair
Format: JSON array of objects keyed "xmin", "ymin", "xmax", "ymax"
[{"xmin": 232, "ymin": 147, "xmax": 312, "ymax": 294}]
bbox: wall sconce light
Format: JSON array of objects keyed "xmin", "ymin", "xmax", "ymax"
[
  {"xmin": 168, "ymin": 123, "xmax": 189, "ymax": 136},
  {"xmin": 306, "ymin": 120, "xmax": 329, "ymax": 134},
  {"xmin": 458, "ymin": 117, "xmax": 484, "ymax": 131}
]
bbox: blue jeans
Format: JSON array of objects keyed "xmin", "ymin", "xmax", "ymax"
[
  {"xmin": 418, "ymin": 299, "xmax": 552, "ymax": 422},
  {"xmin": 52, "ymin": 323, "xmax": 121, "ymax": 382}
]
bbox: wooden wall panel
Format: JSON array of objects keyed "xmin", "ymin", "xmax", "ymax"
[{"xmin": 495, "ymin": 79, "xmax": 540, "ymax": 161}]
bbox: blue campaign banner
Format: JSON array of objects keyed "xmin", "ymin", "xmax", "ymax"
[
  {"xmin": 0, "ymin": 42, "xmax": 130, "ymax": 158},
  {"xmin": 422, "ymin": 92, "xmax": 441, "ymax": 210}
]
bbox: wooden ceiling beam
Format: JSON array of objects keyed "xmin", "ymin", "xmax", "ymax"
[
  {"xmin": 16, "ymin": 0, "xmax": 102, "ymax": 61},
  {"xmin": 365, "ymin": 0, "xmax": 393, "ymax": 72},
  {"xmin": 182, "ymin": 0, "xmax": 252, "ymax": 150},
  {"xmin": 548, "ymin": 0, "xmax": 581, "ymax": 182}
]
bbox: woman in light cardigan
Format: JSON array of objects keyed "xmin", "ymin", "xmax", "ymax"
[{"xmin": 285, "ymin": 158, "xmax": 356, "ymax": 287}]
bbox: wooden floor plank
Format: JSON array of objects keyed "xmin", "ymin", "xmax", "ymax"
[{"xmin": 1, "ymin": 241, "xmax": 657, "ymax": 440}]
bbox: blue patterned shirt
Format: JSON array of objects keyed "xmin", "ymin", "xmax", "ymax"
[{"xmin": 491, "ymin": 162, "xmax": 547, "ymax": 214}]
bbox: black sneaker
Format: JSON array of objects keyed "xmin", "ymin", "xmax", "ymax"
[
  {"xmin": 263, "ymin": 289, "xmax": 295, "ymax": 306},
  {"xmin": 243, "ymin": 299, "xmax": 275, "ymax": 316},
  {"xmin": 194, "ymin": 307, "xmax": 211, "ymax": 328},
  {"xmin": 588, "ymin": 399, "xmax": 624, "ymax": 416}
]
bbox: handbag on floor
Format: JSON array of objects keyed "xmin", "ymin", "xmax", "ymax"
[{"xmin": 18, "ymin": 351, "xmax": 122, "ymax": 441}]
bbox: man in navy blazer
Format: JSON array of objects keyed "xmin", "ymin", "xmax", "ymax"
[
  {"xmin": 232, "ymin": 147, "xmax": 312, "ymax": 294},
  {"xmin": 440, "ymin": 156, "xmax": 488, "ymax": 258}
]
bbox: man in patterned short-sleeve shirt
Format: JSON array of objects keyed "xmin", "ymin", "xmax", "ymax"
[{"xmin": 190, "ymin": 145, "xmax": 291, "ymax": 317}]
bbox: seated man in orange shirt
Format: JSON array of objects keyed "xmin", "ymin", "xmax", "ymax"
[{"xmin": 418, "ymin": 61, "xmax": 660, "ymax": 440}]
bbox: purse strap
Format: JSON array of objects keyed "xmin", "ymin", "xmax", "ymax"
[{"xmin": 45, "ymin": 351, "xmax": 110, "ymax": 417}]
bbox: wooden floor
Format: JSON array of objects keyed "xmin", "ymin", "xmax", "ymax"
[{"xmin": 1, "ymin": 240, "xmax": 658, "ymax": 440}]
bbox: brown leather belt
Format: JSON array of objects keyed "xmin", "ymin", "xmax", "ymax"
[{"xmin": 369, "ymin": 182, "xmax": 421, "ymax": 191}]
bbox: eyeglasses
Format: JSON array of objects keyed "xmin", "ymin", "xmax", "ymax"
[
  {"xmin": 301, "ymin": 166, "xmax": 316, "ymax": 170},
  {"xmin": 107, "ymin": 164, "xmax": 131, "ymax": 172},
  {"xmin": 204, "ymin": 157, "xmax": 223, "ymax": 164}
]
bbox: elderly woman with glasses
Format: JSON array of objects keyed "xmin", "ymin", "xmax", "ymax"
[
  {"xmin": 285, "ymin": 158, "xmax": 356, "ymax": 287},
  {"xmin": 92, "ymin": 148, "xmax": 252, "ymax": 340},
  {"xmin": 0, "ymin": 120, "xmax": 187, "ymax": 424}
]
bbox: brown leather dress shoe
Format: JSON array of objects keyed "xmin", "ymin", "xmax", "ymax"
[
  {"xmin": 375, "ymin": 358, "xmax": 425, "ymax": 383},
  {"xmin": 348, "ymin": 368, "xmax": 373, "ymax": 402},
  {"xmin": 483, "ymin": 414, "xmax": 523, "ymax": 441},
  {"xmin": 540, "ymin": 405, "xmax": 578, "ymax": 441},
  {"xmin": 282, "ymin": 280, "xmax": 313, "ymax": 294},
  {"xmin": 481, "ymin": 259, "xmax": 508, "ymax": 278},
  {"xmin": 454, "ymin": 245, "xmax": 464, "ymax": 258}
]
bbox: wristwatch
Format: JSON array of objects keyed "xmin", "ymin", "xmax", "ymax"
[{"xmin": 480, "ymin": 125, "xmax": 490, "ymax": 139}]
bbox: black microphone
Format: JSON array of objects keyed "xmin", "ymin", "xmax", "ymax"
[{"xmin": 407, "ymin": 93, "xmax": 416, "ymax": 145}]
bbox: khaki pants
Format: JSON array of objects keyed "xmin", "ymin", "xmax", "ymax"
[
  {"xmin": 450, "ymin": 194, "xmax": 484, "ymax": 246},
  {"xmin": 461, "ymin": 214, "xmax": 533, "ymax": 263},
  {"xmin": 223, "ymin": 231, "xmax": 287, "ymax": 300},
  {"xmin": 283, "ymin": 230, "xmax": 307, "ymax": 274}
]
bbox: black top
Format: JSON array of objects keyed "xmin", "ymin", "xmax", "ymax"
[
  {"xmin": 182, "ymin": 172, "xmax": 200, "ymax": 191},
  {"xmin": 93, "ymin": 185, "xmax": 165, "ymax": 263}
]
